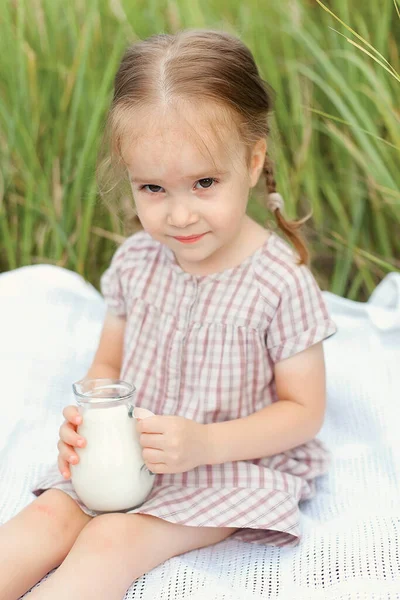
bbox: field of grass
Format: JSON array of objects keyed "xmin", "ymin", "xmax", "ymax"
[{"xmin": 0, "ymin": 0, "xmax": 399, "ymax": 299}]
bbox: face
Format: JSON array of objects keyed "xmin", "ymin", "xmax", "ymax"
[{"xmin": 121, "ymin": 106, "xmax": 266, "ymax": 275}]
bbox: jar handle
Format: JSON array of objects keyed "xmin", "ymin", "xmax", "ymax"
[
  {"xmin": 141, "ymin": 463, "xmax": 155, "ymax": 476},
  {"xmin": 127, "ymin": 404, "xmax": 134, "ymax": 418}
]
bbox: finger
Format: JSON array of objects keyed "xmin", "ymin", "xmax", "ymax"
[
  {"xmin": 140, "ymin": 433, "xmax": 164, "ymax": 450},
  {"xmin": 59, "ymin": 421, "xmax": 86, "ymax": 448},
  {"xmin": 63, "ymin": 405, "xmax": 82, "ymax": 426},
  {"xmin": 57, "ymin": 440, "xmax": 80, "ymax": 465},
  {"xmin": 137, "ymin": 416, "xmax": 166, "ymax": 434},
  {"xmin": 57, "ymin": 455, "xmax": 70, "ymax": 479},
  {"xmin": 146, "ymin": 462, "xmax": 169, "ymax": 474},
  {"xmin": 133, "ymin": 407, "xmax": 155, "ymax": 420},
  {"xmin": 142, "ymin": 448, "xmax": 164, "ymax": 463}
]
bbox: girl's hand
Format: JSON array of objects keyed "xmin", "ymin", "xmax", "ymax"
[
  {"xmin": 136, "ymin": 414, "xmax": 208, "ymax": 474},
  {"xmin": 57, "ymin": 405, "xmax": 86, "ymax": 479}
]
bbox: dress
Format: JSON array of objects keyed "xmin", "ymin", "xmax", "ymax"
[{"xmin": 32, "ymin": 229, "xmax": 337, "ymax": 547}]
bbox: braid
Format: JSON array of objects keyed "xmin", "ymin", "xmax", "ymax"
[
  {"xmin": 264, "ymin": 153, "xmax": 277, "ymax": 194},
  {"xmin": 263, "ymin": 154, "xmax": 310, "ymax": 265}
]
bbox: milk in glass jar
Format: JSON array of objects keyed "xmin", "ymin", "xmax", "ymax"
[{"xmin": 70, "ymin": 379, "xmax": 155, "ymax": 512}]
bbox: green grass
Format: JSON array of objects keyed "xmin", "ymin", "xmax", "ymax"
[{"xmin": 0, "ymin": 0, "xmax": 399, "ymax": 299}]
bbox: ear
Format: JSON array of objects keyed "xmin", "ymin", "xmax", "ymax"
[{"xmin": 249, "ymin": 138, "xmax": 267, "ymax": 188}]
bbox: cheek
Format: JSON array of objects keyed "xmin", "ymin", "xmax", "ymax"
[
  {"xmin": 212, "ymin": 193, "xmax": 247, "ymax": 228},
  {"xmin": 134, "ymin": 199, "xmax": 161, "ymax": 228}
]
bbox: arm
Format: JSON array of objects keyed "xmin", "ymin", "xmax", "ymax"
[
  {"xmin": 83, "ymin": 310, "xmax": 126, "ymax": 379},
  {"xmin": 204, "ymin": 341, "xmax": 327, "ymax": 465}
]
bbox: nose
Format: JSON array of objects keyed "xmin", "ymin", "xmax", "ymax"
[{"xmin": 166, "ymin": 198, "xmax": 198, "ymax": 228}]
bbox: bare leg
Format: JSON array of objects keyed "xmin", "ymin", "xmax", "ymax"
[
  {"xmin": 0, "ymin": 489, "xmax": 92, "ymax": 600},
  {"xmin": 27, "ymin": 512, "xmax": 238, "ymax": 600}
]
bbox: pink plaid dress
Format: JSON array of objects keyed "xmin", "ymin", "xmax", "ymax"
[{"xmin": 32, "ymin": 229, "xmax": 337, "ymax": 547}]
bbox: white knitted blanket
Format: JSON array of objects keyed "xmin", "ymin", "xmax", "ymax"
[{"xmin": 0, "ymin": 265, "xmax": 399, "ymax": 600}]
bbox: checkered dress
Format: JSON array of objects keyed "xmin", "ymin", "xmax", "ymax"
[{"xmin": 32, "ymin": 230, "xmax": 337, "ymax": 547}]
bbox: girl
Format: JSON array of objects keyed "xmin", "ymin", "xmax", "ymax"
[{"xmin": 0, "ymin": 29, "xmax": 336, "ymax": 600}]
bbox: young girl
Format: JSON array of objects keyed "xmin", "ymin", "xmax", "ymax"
[{"xmin": 0, "ymin": 29, "xmax": 336, "ymax": 600}]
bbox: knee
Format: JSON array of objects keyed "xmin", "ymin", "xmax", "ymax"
[
  {"xmin": 78, "ymin": 513, "xmax": 148, "ymax": 553},
  {"xmin": 30, "ymin": 489, "xmax": 90, "ymax": 538}
]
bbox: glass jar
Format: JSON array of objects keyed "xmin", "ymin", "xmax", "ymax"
[{"xmin": 70, "ymin": 378, "xmax": 155, "ymax": 512}]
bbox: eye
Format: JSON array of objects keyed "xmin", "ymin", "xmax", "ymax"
[
  {"xmin": 140, "ymin": 184, "xmax": 164, "ymax": 194},
  {"xmin": 195, "ymin": 178, "xmax": 217, "ymax": 190}
]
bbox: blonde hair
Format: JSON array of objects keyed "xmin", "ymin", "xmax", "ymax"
[{"xmin": 97, "ymin": 29, "xmax": 309, "ymax": 264}]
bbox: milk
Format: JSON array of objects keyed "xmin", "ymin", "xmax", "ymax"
[{"xmin": 70, "ymin": 403, "xmax": 155, "ymax": 512}]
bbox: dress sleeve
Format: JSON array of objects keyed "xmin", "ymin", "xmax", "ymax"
[
  {"xmin": 265, "ymin": 265, "xmax": 337, "ymax": 364},
  {"xmin": 100, "ymin": 243, "xmax": 127, "ymax": 317}
]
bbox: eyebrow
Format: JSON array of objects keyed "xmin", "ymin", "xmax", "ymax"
[{"xmin": 130, "ymin": 170, "xmax": 228, "ymax": 183}]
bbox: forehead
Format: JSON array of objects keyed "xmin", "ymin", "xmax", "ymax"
[{"xmin": 119, "ymin": 103, "xmax": 246, "ymax": 180}]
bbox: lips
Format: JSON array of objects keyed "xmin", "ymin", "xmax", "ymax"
[
  {"xmin": 173, "ymin": 233, "xmax": 208, "ymax": 243},
  {"xmin": 175, "ymin": 234, "xmax": 204, "ymax": 240}
]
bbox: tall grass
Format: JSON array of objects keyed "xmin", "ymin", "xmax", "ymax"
[{"xmin": 0, "ymin": 0, "xmax": 399, "ymax": 299}]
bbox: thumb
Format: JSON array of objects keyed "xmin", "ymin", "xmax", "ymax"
[{"xmin": 133, "ymin": 407, "xmax": 155, "ymax": 421}]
